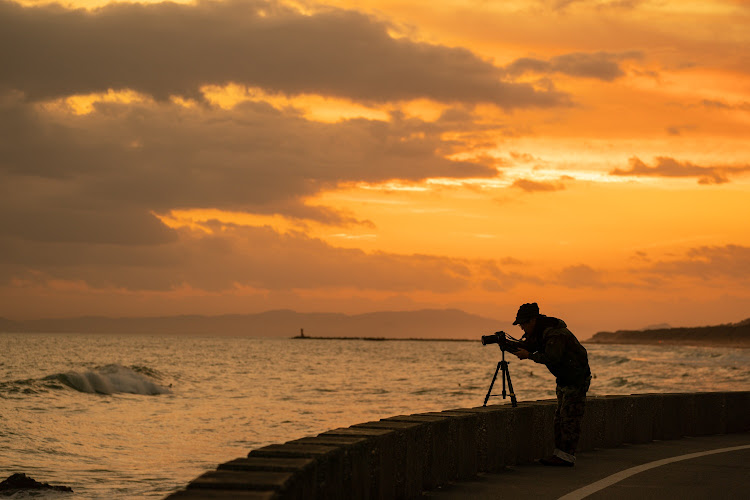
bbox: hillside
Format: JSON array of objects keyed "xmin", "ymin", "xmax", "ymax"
[
  {"xmin": 0, "ymin": 309, "xmax": 500, "ymax": 340},
  {"xmin": 588, "ymin": 318, "xmax": 750, "ymax": 348}
]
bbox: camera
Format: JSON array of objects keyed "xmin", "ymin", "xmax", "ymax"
[{"xmin": 481, "ymin": 331, "xmax": 525, "ymax": 353}]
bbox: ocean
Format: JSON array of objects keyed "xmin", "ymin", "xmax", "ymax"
[{"xmin": 1, "ymin": 333, "xmax": 748, "ymax": 499}]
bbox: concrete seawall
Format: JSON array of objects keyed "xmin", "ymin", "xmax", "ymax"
[{"xmin": 165, "ymin": 391, "xmax": 750, "ymax": 499}]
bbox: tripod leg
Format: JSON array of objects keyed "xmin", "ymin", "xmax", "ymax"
[
  {"xmin": 483, "ymin": 361, "xmax": 502, "ymax": 406},
  {"xmin": 501, "ymin": 361, "xmax": 507, "ymax": 399},
  {"xmin": 504, "ymin": 364, "xmax": 518, "ymax": 407}
]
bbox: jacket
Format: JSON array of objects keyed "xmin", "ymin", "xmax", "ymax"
[{"xmin": 524, "ymin": 315, "xmax": 591, "ymax": 386}]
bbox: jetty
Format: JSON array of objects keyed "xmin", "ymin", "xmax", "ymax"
[{"xmin": 164, "ymin": 391, "xmax": 750, "ymax": 498}]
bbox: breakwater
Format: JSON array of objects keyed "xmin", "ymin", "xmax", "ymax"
[{"xmin": 165, "ymin": 391, "xmax": 750, "ymax": 499}]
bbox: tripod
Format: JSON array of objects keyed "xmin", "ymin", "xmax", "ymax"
[{"xmin": 483, "ymin": 346, "xmax": 517, "ymax": 407}]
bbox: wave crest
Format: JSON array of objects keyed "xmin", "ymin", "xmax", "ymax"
[
  {"xmin": 49, "ymin": 364, "xmax": 171, "ymax": 395},
  {"xmin": 0, "ymin": 364, "xmax": 170, "ymax": 396}
]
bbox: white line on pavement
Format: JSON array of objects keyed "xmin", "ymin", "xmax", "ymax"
[{"xmin": 558, "ymin": 444, "xmax": 750, "ymax": 500}]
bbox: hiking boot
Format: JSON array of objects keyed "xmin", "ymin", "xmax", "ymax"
[{"xmin": 539, "ymin": 455, "xmax": 574, "ymax": 467}]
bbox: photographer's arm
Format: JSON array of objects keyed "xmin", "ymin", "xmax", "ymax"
[
  {"xmin": 511, "ymin": 335, "xmax": 536, "ymax": 360},
  {"xmin": 513, "ymin": 348, "xmax": 531, "ymax": 359},
  {"xmin": 529, "ymin": 336, "xmax": 564, "ymax": 365}
]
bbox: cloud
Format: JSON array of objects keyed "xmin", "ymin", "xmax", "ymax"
[
  {"xmin": 665, "ymin": 124, "xmax": 697, "ymax": 136},
  {"xmin": 545, "ymin": 0, "xmax": 650, "ymax": 13},
  {"xmin": 640, "ymin": 245, "xmax": 750, "ymax": 282},
  {"xmin": 701, "ymin": 99, "xmax": 750, "ymax": 112},
  {"xmin": 610, "ymin": 156, "xmax": 750, "ymax": 184},
  {"xmin": 511, "ymin": 178, "xmax": 567, "ymax": 193},
  {"xmin": 0, "ymin": 86, "xmax": 523, "ymax": 296},
  {"xmin": 505, "ymin": 51, "xmax": 642, "ymax": 81},
  {"xmin": 0, "ymin": 0, "xmax": 570, "ymax": 109},
  {"xmin": 0, "ymin": 91, "xmax": 498, "ymax": 245},
  {"xmin": 0, "ymin": 222, "xmax": 534, "ymax": 293},
  {"xmin": 556, "ymin": 264, "xmax": 605, "ymax": 287},
  {"xmin": 0, "ymin": 206, "xmax": 178, "ymax": 245}
]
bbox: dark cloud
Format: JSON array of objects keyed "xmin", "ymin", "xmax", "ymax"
[
  {"xmin": 0, "ymin": 92, "xmax": 497, "ymax": 244},
  {"xmin": 0, "ymin": 223, "xmax": 532, "ymax": 293},
  {"xmin": 0, "ymin": 206, "xmax": 177, "ymax": 245},
  {"xmin": 1, "ymin": 0, "xmax": 534, "ymax": 296},
  {"xmin": 610, "ymin": 156, "xmax": 750, "ymax": 184},
  {"xmin": 0, "ymin": 84, "xmax": 508, "ymax": 292},
  {"xmin": 0, "ymin": 0, "xmax": 569, "ymax": 108},
  {"xmin": 505, "ymin": 51, "xmax": 642, "ymax": 81}
]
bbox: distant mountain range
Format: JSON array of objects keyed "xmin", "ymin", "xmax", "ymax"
[
  {"xmin": 589, "ymin": 318, "xmax": 750, "ymax": 347},
  {"xmin": 0, "ymin": 309, "xmax": 501, "ymax": 340}
]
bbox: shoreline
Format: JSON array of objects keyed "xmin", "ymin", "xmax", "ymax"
[
  {"xmin": 292, "ymin": 335, "xmax": 749, "ymax": 348},
  {"xmin": 586, "ymin": 339, "xmax": 750, "ymax": 349},
  {"xmin": 292, "ymin": 335, "xmax": 476, "ymax": 342}
]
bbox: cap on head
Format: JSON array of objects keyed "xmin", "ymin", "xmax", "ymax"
[{"xmin": 513, "ymin": 302, "xmax": 539, "ymax": 325}]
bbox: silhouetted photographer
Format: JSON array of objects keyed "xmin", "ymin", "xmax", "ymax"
[{"xmin": 511, "ymin": 302, "xmax": 591, "ymax": 467}]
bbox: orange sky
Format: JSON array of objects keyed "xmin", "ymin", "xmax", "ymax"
[{"xmin": 1, "ymin": 0, "xmax": 748, "ymax": 337}]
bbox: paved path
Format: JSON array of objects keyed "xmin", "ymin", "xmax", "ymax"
[{"xmin": 422, "ymin": 432, "xmax": 750, "ymax": 499}]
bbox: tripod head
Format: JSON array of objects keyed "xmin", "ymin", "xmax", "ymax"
[{"xmin": 480, "ymin": 331, "xmax": 526, "ymax": 353}]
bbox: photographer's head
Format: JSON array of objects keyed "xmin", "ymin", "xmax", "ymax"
[{"xmin": 513, "ymin": 302, "xmax": 539, "ymax": 334}]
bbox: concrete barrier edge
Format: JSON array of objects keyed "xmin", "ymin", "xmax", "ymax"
[{"xmin": 165, "ymin": 391, "xmax": 750, "ymax": 499}]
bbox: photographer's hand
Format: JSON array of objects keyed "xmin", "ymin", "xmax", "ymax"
[{"xmin": 514, "ymin": 348, "xmax": 530, "ymax": 360}]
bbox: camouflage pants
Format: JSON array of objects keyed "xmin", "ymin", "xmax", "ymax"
[{"xmin": 554, "ymin": 377, "xmax": 591, "ymax": 456}]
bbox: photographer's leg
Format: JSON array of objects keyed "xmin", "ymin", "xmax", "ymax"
[
  {"xmin": 554, "ymin": 384, "xmax": 563, "ymax": 451},
  {"xmin": 541, "ymin": 385, "xmax": 575, "ymax": 466},
  {"xmin": 554, "ymin": 377, "xmax": 591, "ymax": 463}
]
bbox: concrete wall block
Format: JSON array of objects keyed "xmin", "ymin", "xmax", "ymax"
[
  {"xmin": 497, "ymin": 405, "xmax": 535, "ymax": 464},
  {"xmin": 601, "ymin": 396, "xmax": 629, "ymax": 447},
  {"xmin": 165, "ymin": 489, "xmax": 278, "ymax": 499},
  {"xmin": 625, "ymin": 394, "xmax": 657, "ymax": 444},
  {"xmin": 664, "ymin": 392, "xmax": 697, "ymax": 437},
  {"xmin": 320, "ymin": 427, "xmax": 397, "ymax": 500},
  {"xmin": 678, "ymin": 392, "xmax": 698, "ymax": 437},
  {"xmin": 248, "ymin": 444, "xmax": 344, "ymax": 499},
  {"xmin": 645, "ymin": 393, "xmax": 666, "ymax": 439},
  {"xmin": 618, "ymin": 396, "xmax": 637, "ymax": 444},
  {"xmin": 219, "ymin": 457, "xmax": 315, "ymax": 473},
  {"xmin": 382, "ymin": 414, "xmax": 446, "ymax": 492},
  {"xmin": 724, "ymin": 391, "xmax": 750, "ymax": 432},
  {"xmin": 691, "ymin": 393, "xmax": 727, "ymax": 436},
  {"xmin": 654, "ymin": 392, "xmax": 700, "ymax": 440},
  {"xmin": 352, "ymin": 420, "xmax": 425, "ymax": 499},
  {"xmin": 484, "ymin": 406, "xmax": 515, "ymax": 470},
  {"xmin": 431, "ymin": 410, "xmax": 481, "ymax": 479},
  {"xmin": 513, "ymin": 401, "xmax": 555, "ymax": 460},
  {"xmin": 532, "ymin": 400, "xmax": 557, "ymax": 458},
  {"xmin": 452, "ymin": 406, "xmax": 510, "ymax": 473},
  {"xmin": 579, "ymin": 396, "xmax": 606, "ymax": 451},
  {"xmin": 406, "ymin": 413, "xmax": 458, "ymax": 483},
  {"xmin": 287, "ymin": 436, "xmax": 371, "ymax": 500},
  {"xmin": 186, "ymin": 470, "xmax": 306, "ymax": 499}
]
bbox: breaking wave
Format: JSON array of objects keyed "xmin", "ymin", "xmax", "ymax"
[
  {"xmin": 2, "ymin": 364, "xmax": 171, "ymax": 396},
  {"xmin": 53, "ymin": 364, "xmax": 171, "ymax": 395}
]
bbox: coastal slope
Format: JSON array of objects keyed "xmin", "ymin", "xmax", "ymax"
[{"xmin": 588, "ymin": 318, "xmax": 750, "ymax": 348}]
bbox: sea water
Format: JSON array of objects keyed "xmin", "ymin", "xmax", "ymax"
[{"xmin": 1, "ymin": 333, "xmax": 748, "ymax": 499}]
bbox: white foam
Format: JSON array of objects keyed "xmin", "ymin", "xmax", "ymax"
[{"xmin": 59, "ymin": 364, "xmax": 170, "ymax": 395}]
